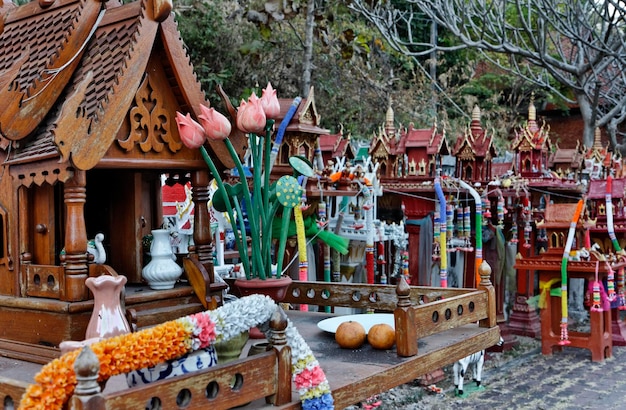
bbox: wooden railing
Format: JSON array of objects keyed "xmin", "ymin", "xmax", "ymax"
[{"xmin": 0, "ymin": 376, "xmax": 29, "ymax": 410}]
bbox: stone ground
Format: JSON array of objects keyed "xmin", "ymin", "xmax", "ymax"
[{"xmin": 345, "ymin": 325, "xmax": 626, "ymax": 409}]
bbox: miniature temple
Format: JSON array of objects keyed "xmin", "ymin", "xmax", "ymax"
[{"xmin": 451, "ymin": 105, "xmax": 497, "ymax": 184}]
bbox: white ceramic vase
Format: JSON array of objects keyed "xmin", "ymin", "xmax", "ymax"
[{"xmin": 142, "ymin": 229, "xmax": 183, "ymax": 290}]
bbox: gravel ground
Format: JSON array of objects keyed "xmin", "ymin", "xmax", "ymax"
[{"xmin": 343, "ymin": 335, "xmax": 542, "ymax": 410}]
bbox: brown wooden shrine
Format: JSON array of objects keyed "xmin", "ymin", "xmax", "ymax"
[
  {"xmin": 515, "ymin": 202, "xmax": 612, "ymax": 361},
  {"xmin": 0, "ymin": 0, "xmax": 238, "ymax": 362}
]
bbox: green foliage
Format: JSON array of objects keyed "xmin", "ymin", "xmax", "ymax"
[{"xmin": 173, "ymin": 0, "xmax": 526, "ymax": 150}]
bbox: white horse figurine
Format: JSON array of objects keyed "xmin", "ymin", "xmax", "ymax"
[{"xmin": 453, "ymin": 337, "xmax": 504, "ymax": 395}]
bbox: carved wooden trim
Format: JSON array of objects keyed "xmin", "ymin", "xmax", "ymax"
[
  {"xmin": 117, "ymin": 73, "xmax": 182, "ymax": 154},
  {"xmin": 0, "ymin": 0, "xmax": 105, "ymax": 141}
]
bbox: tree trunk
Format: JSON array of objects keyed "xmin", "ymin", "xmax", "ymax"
[
  {"xmin": 301, "ymin": 0, "xmax": 315, "ymax": 98},
  {"xmin": 575, "ymin": 91, "xmax": 596, "ymax": 149}
]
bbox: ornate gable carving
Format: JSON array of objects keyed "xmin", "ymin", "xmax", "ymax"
[
  {"xmin": 457, "ymin": 143, "xmax": 475, "ymax": 161},
  {"xmin": 118, "ymin": 73, "xmax": 181, "ymax": 153}
]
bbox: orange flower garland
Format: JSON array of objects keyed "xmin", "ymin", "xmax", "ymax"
[{"xmin": 19, "ymin": 320, "xmax": 191, "ymax": 410}]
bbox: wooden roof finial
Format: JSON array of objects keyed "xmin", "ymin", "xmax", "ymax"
[
  {"xmin": 385, "ymin": 96, "xmax": 395, "ymax": 138},
  {"xmin": 528, "ymin": 93, "xmax": 536, "ymax": 121}
]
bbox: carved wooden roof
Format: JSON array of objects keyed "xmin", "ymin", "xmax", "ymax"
[
  {"xmin": 277, "ymin": 87, "xmax": 329, "ymax": 136},
  {"xmin": 395, "ymin": 121, "xmax": 449, "ymax": 156},
  {"xmin": 548, "ymin": 147, "xmax": 584, "ymax": 170},
  {"xmin": 319, "ymin": 125, "xmax": 353, "ymax": 159},
  {"xmin": 451, "ymin": 106, "xmax": 495, "ymax": 160},
  {"xmin": 536, "ymin": 202, "xmax": 581, "ymax": 229},
  {"xmin": 587, "ymin": 178, "xmax": 626, "ymax": 200},
  {"xmin": 0, "ymin": 0, "xmax": 234, "ymax": 187},
  {"xmin": 511, "ymin": 100, "xmax": 551, "ymax": 153}
]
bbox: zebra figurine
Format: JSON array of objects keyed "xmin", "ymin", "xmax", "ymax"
[{"xmin": 453, "ymin": 337, "xmax": 504, "ymax": 395}]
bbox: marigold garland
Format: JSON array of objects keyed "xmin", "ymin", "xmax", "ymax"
[{"xmin": 18, "ymin": 294, "xmax": 334, "ymax": 410}]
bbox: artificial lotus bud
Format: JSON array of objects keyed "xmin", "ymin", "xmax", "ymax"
[
  {"xmin": 176, "ymin": 112, "xmax": 206, "ymax": 149},
  {"xmin": 261, "ymin": 82, "xmax": 281, "ymax": 119},
  {"xmin": 236, "ymin": 93, "xmax": 266, "ymax": 135},
  {"xmin": 198, "ymin": 104, "xmax": 231, "ymax": 141}
]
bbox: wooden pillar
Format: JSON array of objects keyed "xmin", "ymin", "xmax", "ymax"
[
  {"xmin": 64, "ymin": 170, "xmax": 89, "ymax": 302},
  {"xmin": 267, "ymin": 307, "xmax": 292, "ymax": 406},
  {"xmin": 394, "ymin": 277, "xmax": 417, "ymax": 357},
  {"xmin": 478, "ymin": 260, "xmax": 497, "ymax": 328},
  {"xmin": 191, "ymin": 170, "xmax": 213, "ymax": 268},
  {"xmin": 508, "ymin": 241, "xmax": 541, "ymax": 338}
]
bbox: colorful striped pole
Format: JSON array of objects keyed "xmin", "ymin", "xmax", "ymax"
[
  {"xmin": 434, "ymin": 176, "xmax": 448, "ymax": 288},
  {"xmin": 560, "ymin": 199, "xmax": 584, "ymax": 345},
  {"xmin": 457, "ymin": 179, "xmax": 482, "ymax": 287}
]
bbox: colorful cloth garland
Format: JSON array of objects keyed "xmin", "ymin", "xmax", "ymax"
[{"xmin": 19, "ymin": 294, "xmax": 334, "ymax": 410}]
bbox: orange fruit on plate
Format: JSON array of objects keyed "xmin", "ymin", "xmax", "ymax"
[
  {"xmin": 367, "ymin": 323, "xmax": 396, "ymax": 350},
  {"xmin": 335, "ymin": 321, "xmax": 366, "ymax": 349}
]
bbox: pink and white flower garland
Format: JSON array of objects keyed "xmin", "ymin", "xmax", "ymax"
[{"xmin": 20, "ymin": 294, "xmax": 334, "ymax": 410}]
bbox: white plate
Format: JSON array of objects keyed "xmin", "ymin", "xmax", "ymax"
[{"xmin": 317, "ymin": 313, "xmax": 395, "ymax": 334}]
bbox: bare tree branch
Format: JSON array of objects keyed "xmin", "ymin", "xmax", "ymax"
[{"xmin": 350, "ymin": 0, "xmax": 626, "ymax": 149}]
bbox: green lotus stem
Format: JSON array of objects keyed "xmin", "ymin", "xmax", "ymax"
[
  {"xmin": 263, "ymin": 199, "xmax": 282, "ymax": 277},
  {"xmin": 249, "ymin": 134, "xmax": 265, "ymax": 232},
  {"xmin": 199, "ymin": 146, "xmax": 250, "ymax": 277},
  {"xmin": 275, "ymin": 207, "xmax": 292, "ymax": 277},
  {"xmin": 224, "ymin": 139, "xmax": 264, "ymax": 280},
  {"xmin": 250, "ymin": 133, "xmax": 268, "ymax": 275},
  {"xmin": 263, "ymin": 121, "xmax": 274, "ymax": 232},
  {"xmin": 231, "ymin": 197, "xmax": 259, "ymax": 279}
]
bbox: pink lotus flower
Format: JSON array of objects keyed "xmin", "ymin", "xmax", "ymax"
[
  {"xmin": 198, "ymin": 104, "xmax": 231, "ymax": 141},
  {"xmin": 176, "ymin": 112, "xmax": 206, "ymax": 149},
  {"xmin": 261, "ymin": 82, "xmax": 281, "ymax": 119},
  {"xmin": 236, "ymin": 93, "xmax": 266, "ymax": 135}
]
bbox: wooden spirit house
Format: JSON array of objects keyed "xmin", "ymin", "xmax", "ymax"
[
  {"xmin": 0, "ymin": 0, "xmax": 236, "ymax": 361},
  {"xmin": 548, "ymin": 140, "xmax": 584, "ymax": 180},
  {"xmin": 318, "ymin": 124, "xmax": 355, "ymax": 167},
  {"xmin": 451, "ymin": 105, "xmax": 496, "ymax": 184},
  {"xmin": 270, "ymin": 88, "xmax": 329, "ymax": 180},
  {"xmin": 511, "ymin": 98, "xmax": 551, "ymax": 178}
]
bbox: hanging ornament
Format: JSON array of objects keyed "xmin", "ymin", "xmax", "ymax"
[
  {"xmin": 523, "ymin": 221, "xmax": 532, "ymax": 249},
  {"xmin": 433, "ymin": 210, "xmax": 441, "ymax": 260},
  {"xmin": 482, "ymin": 198, "xmax": 491, "ymax": 224},
  {"xmin": 463, "ymin": 206, "xmax": 471, "ymax": 238},
  {"xmin": 618, "ymin": 266, "xmax": 626, "ymax": 310},
  {"xmin": 446, "ymin": 204, "xmax": 454, "ymax": 247},
  {"xmin": 463, "ymin": 206, "xmax": 473, "ymax": 252},
  {"xmin": 591, "ymin": 262, "xmax": 603, "ymax": 312},
  {"xmin": 402, "ymin": 250, "xmax": 409, "ymax": 280},
  {"xmin": 607, "ymin": 264, "xmax": 616, "ymax": 302},
  {"xmin": 497, "ymin": 196, "xmax": 505, "ymax": 228},
  {"xmin": 457, "ymin": 206, "xmax": 464, "ymax": 242}
]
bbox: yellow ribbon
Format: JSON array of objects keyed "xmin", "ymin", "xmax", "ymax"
[{"xmin": 538, "ymin": 278, "xmax": 561, "ymax": 309}]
